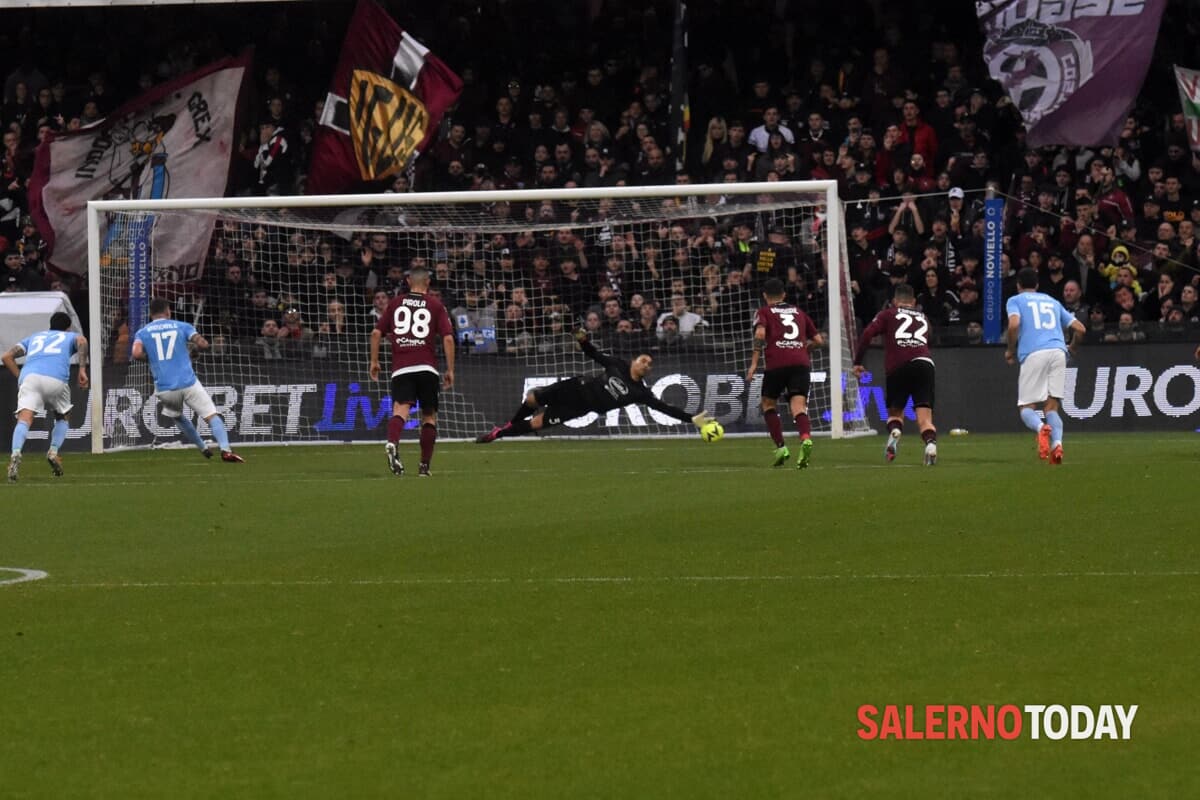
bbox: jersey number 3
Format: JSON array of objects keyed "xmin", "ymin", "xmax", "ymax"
[{"xmin": 778, "ymin": 312, "xmax": 801, "ymax": 340}]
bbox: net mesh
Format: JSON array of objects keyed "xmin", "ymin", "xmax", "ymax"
[{"xmin": 93, "ymin": 186, "xmax": 872, "ymax": 449}]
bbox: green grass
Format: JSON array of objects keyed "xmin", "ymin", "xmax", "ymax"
[{"xmin": 2, "ymin": 433, "xmax": 1198, "ymax": 797}]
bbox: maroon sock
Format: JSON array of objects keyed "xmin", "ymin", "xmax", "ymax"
[
  {"xmin": 764, "ymin": 409, "xmax": 785, "ymax": 447},
  {"xmin": 794, "ymin": 412, "xmax": 811, "ymax": 440},
  {"xmin": 387, "ymin": 415, "xmax": 406, "ymax": 444},
  {"xmin": 887, "ymin": 419, "xmax": 903, "ymax": 436},
  {"xmin": 419, "ymin": 423, "xmax": 436, "ymax": 464},
  {"xmin": 921, "ymin": 428, "xmax": 937, "ymax": 445}
]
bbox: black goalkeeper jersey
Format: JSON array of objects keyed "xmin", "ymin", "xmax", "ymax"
[{"xmin": 577, "ymin": 340, "xmax": 693, "ymax": 423}]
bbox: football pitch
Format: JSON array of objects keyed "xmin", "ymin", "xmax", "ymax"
[{"xmin": 2, "ymin": 432, "xmax": 1197, "ymax": 797}]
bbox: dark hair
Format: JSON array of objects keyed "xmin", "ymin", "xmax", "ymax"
[
  {"xmin": 1017, "ymin": 267, "xmax": 1039, "ymax": 289},
  {"xmin": 49, "ymin": 311, "xmax": 72, "ymax": 331},
  {"xmin": 762, "ymin": 277, "xmax": 786, "ymax": 297},
  {"xmin": 892, "ymin": 283, "xmax": 915, "ymax": 301},
  {"xmin": 149, "ymin": 297, "xmax": 171, "ymax": 315}
]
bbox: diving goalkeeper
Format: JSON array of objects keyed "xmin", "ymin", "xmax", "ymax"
[{"xmin": 475, "ymin": 330, "xmax": 712, "ymax": 442}]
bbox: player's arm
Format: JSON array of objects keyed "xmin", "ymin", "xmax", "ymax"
[
  {"xmin": 745, "ymin": 325, "xmax": 766, "ymax": 381},
  {"xmin": 75, "ymin": 335, "xmax": 90, "ymax": 389},
  {"xmin": 442, "ymin": 333, "xmax": 455, "ymax": 389},
  {"xmin": 643, "ymin": 393, "xmax": 711, "ymax": 428},
  {"xmin": 575, "ymin": 329, "xmax": 623, "ymax": 370},
  {"xmin": 189, "ymin": 332, "xmax": 210, "ymax": 352},
  {"xmin": 1004, "ymin": 313, "xmax": 1021, "ymax": 364},
  {"xmin": 131, "ymin": 338, "xmax": 146, "ymax": 361},
  {"xmin": 807, "ymin": 331, "xmax": 826, "ymax": 349},
  {"xmin": 1, "ymin": 344, "xmax": 24, "ymax": 378},
  {"xmin": 1066, "ymin": 319, "xmax": 1086, "ymax": 356},
  {"xmin": 369, "ymin": 328, "xmax": 383, "ymax": 381},
  {"xmin": 852, "ymin": 316, "xmax": 883, "ymax": 377}
]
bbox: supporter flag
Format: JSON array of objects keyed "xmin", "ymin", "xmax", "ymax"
[
  {"xmin": 976, "ymin": 0, "xmax": 1166, "ymax": 147},
  {"xmin": 28, "ymin": 53, "xmax": 250, "ymax": 278},
  {"xmin": 308, "ymin": 0, "xmax": 463, "ymax": 195},
  {"xmin": 1174, "ymin": 65, "xmax": 1200, "ymax": 153},
  {"xmin": 669, "ymin": 0, "xmax": 690, "ymax": 172}
]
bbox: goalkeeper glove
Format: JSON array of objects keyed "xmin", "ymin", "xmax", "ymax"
[
  {"xmin": 574, "ymin": 328, "xmax": 589, "ymax": 344},
  {"xmin": 691, "ymin": 412, "xmax": 713, "ymax": 428}
]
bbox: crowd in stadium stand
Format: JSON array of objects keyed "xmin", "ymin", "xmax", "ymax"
[{"xmin": 3, "ymin": 0, "xmax": 1200, "ymax": 362}]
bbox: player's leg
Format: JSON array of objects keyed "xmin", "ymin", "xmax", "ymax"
[
  {"xmin": 46, "ymin": 414, "xmax": 69, "ymax": 476},
  {"xmin": 41, "ymin": 377, "xmax": 74, "ymax": 476},
  {"xmin": 917, "ymin": 407, "xmax": 937, "ymax": 466},
  {"xmin": 8, "ymin": 407, "xmax": 35, "ymax": 482},
  {"xmin": 1017, "ymin": 351, "xmax": 1052, "ymax": 459},
  {"xmin": 884, "ymin": 367, "xmax": 907, "ymax": 462},
  {"xmin": 788, "ymin": 368, "xmax": 814, "ymax": 469},
  {"xmin": 385, "ymin": 375, "xmax": 417, "ymax": 473},
  {"xmin": 187, "ymin": 383, "xmax": 240, "ymax": 463},
  {"xmin": 913, "ymin": 361, "xmax": 937, "ymax": 466},
  {"xmin": 510, "ymin": 390, "xmax": 540, "ymax": 423},
  {"xmin": 416, "ymin": 374, "xmax": 439, "ymax": 476},
  {"xmin": 760, "ymin": 381, "xmax": 789, "ymax": 465},
  {"xmin": 175, "ymin": 414, "xmax": 210, "ymax": 454},
  {"xmin": 1043, "ymin": 351, "xmax": 1067, "ymax": 464},
  {"xmin": 484, "ymin": 379, "xmax": 580, "ymax": 442}
]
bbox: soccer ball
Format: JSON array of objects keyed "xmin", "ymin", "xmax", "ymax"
[{"xmin": 700, "ymin": 420, "xmax": 724, "ymax": 443}]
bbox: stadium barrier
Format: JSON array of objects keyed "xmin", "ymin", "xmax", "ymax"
[{"xmin": 2, "ymin": 341, "xmax": 1198, "ymax": 452}]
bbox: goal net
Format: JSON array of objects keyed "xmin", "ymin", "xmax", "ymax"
[{"xmin": 87, "ymin": 182, "xmax": 873, "ymax": 452}]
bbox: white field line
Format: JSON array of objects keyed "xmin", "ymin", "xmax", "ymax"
[
  {"xmin": 20, "ymin": 569, "xmax": 1200, "ymax": 590},
  {"xmin": 0, "ymin": 568, "xmax": 49, "ymax": 585}
]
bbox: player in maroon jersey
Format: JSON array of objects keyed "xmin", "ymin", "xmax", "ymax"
[
  {"xmin": 369, "ymin": 266, "xmax": 455, "ymax": 477},
  {"xmin": 745, "ymin": 278, "xmax": 824, "ymax": 469},
  {"xmin": 852, "ymin": 283, "xmax": 938, "ymax": 465}
]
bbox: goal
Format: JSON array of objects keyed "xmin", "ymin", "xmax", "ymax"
[{"xmin": 86, "ymin": 181, "xmax": 873, "ymax": 452}]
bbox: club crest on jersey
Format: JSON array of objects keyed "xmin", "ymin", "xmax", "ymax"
[
  {"xmin": 604, "ymin": 376, "xmax": 630, "ymax": 400},
  {"xmin": 348, "ymin": 69, "xmax": 429, "ymax": 181}
]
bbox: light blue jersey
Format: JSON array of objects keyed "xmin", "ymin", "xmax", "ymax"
[
  {"xmin": 1006, "ymin": 291, "xmax": 1077, "ymax": 363},
  {"xmin": 17, "ymin": 330, "xmax": 79, "ymax": 384},
  {"xmin": 134, "ymin": 318, "xmax": 199, "ymax": 391}
]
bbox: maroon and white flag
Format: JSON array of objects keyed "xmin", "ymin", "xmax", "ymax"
[
  {"xmin": 307, "ymin": 0, "xmax": 462, "ymax": 195},
  {"xmin": 976, "ymin": 0, "xmax": 1167, "ymax": 147},
  {"xmin": 28, "ymin": 54, "xmax": 250, "ymax": 278}
]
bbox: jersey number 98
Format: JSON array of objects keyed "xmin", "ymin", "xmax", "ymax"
[{"xmin": 393, "ymin": 306, "xmax": 432, "ymax": 338}]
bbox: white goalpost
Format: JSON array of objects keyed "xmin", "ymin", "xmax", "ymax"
[{"xmin": 86, "ymin": 180, "xmax": 872, "ymax": 453}]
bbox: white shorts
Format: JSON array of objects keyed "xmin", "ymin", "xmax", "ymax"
[
  {"xmin": 16, "ymin": 374, "xmax": 74, "ymax": 418},
  {"xmin": 1017, "ymin": 348, "xmax": 1067, "ymax": 406},
  {"xmin": 156, "ymin": 381, "xmax": 217, "ymax": 420}
]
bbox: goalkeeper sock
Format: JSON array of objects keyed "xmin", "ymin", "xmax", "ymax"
[
  {"xmin": 1045, "ymin": 410, "xmax": 1064, "ymax": 447},
  {"xmin": 387, "ymin": 415, "xmax": 406, "ymax": 444},
  {"xmin": 11, "ymin": 420, "xmax": 29, "ymax": 454},
  {"xmin": 887, "ymin": 419, "xmax": 903, "ymax": 438},
  {"xmin": 208, "ymin": 414, "xmax": 232, "ymax": 452},
  {"xmin": 763, "ymin": 409, "xmax": 785, "ymax": 447},
  {"xmin": 793, "ymin": 412, "xmax": 811, "ymax": 440},
  {"xmin": 509, "ymin": 402, "xmax": 536, "ymax": 425},
  {"xmin": 921, "ymin": 428, "xmax": 937, "ymax": 445},
  {"xmin": 176, "ymin": 416, "xmax": 206, "ymax": 451},
  {"xmin": 419, "ymin": 423, "xmax": 436, "ymax": 464},
  {"xmin": 49, "ymin": 419, "xmax": 70, "ymax": 453},
  {"xmin": 1019, "ymin": 407, "xmax": 1043, "ymax": 433},
  {"xmin": 504, "ymin": 418, "xmax": 533, "ymax": 437}
]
